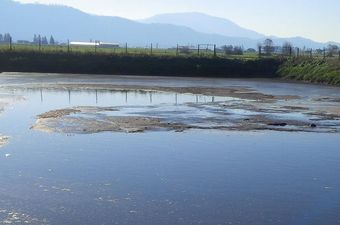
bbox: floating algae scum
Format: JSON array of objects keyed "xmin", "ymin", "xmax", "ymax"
[{"xmin": 0, "ymin": 72, "xmax": 340, "ymax": 224}]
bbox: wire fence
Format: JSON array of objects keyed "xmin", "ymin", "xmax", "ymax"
[{"xmin": 0, "ymin": 40, "xmax": 339, "ymax": 60}]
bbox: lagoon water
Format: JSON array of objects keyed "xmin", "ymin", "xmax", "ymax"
[{"xmin": 0, "ymin": 75, "xmax": 340, "ymax": 225}]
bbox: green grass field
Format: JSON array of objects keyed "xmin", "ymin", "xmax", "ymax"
[{"xmin": 0, "ymin": 43, "xmax": 263, "ymax": 60}]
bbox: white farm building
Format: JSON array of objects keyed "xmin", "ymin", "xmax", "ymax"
[{"xmin": 70, "ymin": 41, "xmax": 120, "ymax": 48}]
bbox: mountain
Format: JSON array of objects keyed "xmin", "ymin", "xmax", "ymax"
[
  {"xmin": 0, "ymin": 0, "xmax": 256, "ymax": 47},
  {"xmin": 141, "ymin": 12, "xmax": 340, "ymax": 49},
  {"xmin": 0, "ymin": 0, "xmax": 337, "ymax": 49},
  {"xmin": 141, "ymin": 12, "xmax": 265, "ymax": 39}
]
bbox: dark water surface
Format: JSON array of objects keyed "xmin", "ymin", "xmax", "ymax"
[{"xmin": 0, "ymin": 77, "xmax": 339, "ymax": 225}]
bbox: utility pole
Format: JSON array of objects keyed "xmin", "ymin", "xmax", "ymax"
[
  {"xmin": 213, "ymin": 44, "xmax": 216, "ymax": 57},
  {"xmin": 67, "ymin": 39, "xmax": 70, "ymax": 53},
  {"xmin": 197, "ymin": 44, "xmax": 200, "ymax": 56},
  {"xmin": 125, "ymin": 43, "xmax": 128, "ymax": 54},
  {"xmin": 94, "ymin": 40, "xmax": 97, "ymax": 53},
  {"xmin": 176, "ymin": 44, "xmax": 179, "ymax": 56},
  {"xmin": 150, "ymin": 43, "xmax": 153, "ymax": 55}
]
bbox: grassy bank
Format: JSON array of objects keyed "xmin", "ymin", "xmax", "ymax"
[
  {"xmin": 277, "ymin": 58, "xmax": 340, "ymax": 85},
  {"xmin": 0, "ymin": 51, "xmax": 281, "ymax": 78}
]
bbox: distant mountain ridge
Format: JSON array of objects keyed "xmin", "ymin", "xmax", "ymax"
[
  {"xmin": 1, "ymin": 0, "xmax": 338, "ymax": 48},
  {"xmin": 140, "ymin": 12, "xmax": 265, "ymax": 39}
]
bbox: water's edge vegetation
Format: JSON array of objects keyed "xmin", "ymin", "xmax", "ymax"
[
  {"xmin": 278, "ymin": 58, "xmax": 340, "ymax": 85},
  {"xmin": 0, "ymin": 51, "xmax": 339, "ymax": 85}
]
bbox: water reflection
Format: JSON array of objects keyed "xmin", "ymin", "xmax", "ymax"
[{"xmin": 30, "ymin": 88, "xmax": 225, "ymax": 107}]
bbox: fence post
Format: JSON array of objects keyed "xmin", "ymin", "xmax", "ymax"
[
  {"xmin": 67, "ymin": 39, "xmax": 70, "ymax": 53},
  {"xmin": 213, "ymin": 44, "xmax": 216, "ymax": 57},
  {"xmin": 258, "ymin": 46, "xmax": 262, "ymax": 58},
  {"xmin": 9, "ymin": 37, "xmax": 12, "ymax": 51},
  {"xmin": 39, "ymin": 37, "xmax": 41, "ymax": 51},
  {"xmin": 94, "ymin": 41, "xmax": 97, "ymax": 53},
  {"xmin": 197, "ymin": 44, "xmax": 200, "ymax": 56},
  {"xmin": 150, "ymin": 43, "xmax": 153, "ymax": 55},
  {"xmin": 125, "ymin": 43, "xmax": 128, "ymax": 54},
  {"xmin": 176, "ymin": 44, "xmax": 179, "ymax": 56}
]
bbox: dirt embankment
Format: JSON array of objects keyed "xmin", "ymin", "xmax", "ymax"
[{"xmin": 0, "ymin": 51, "xmax": 281, "ymax": 78}]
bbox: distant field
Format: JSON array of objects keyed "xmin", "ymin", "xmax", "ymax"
[
  {"xmin": 1, "ymin": 43, "xmax": 338, "ymax": 61},
  {"xmin": 0, "ymin": 43, "xmax": 264, "ymax": 60}
]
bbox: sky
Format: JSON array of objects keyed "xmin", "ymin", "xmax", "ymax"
[{"xmin": 14, "ymin": 0, "xmax": 340, "ymax": 43}]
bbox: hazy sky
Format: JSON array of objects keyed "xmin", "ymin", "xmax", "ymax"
[{"xmin": 15, "ymin": 0, "xmax": 340, "ymax": 42}]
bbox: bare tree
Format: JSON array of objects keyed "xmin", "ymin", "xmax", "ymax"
[
  {"xmin": 222, "ymin": 45, "xmax": 234, "ymax": 55},
  {"xmin": 263, "ymin": 39, "xmax": 274, "ymax": 55},
  {"xmin": 327, "ymin": 44, "xmax": 339, "ymax": 57},
  {"xmin": 282, "ymin": 42, "xmax": 293, "ymax": 56}
]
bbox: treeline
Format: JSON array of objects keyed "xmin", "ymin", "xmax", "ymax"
[
  {"xmin": 258, "ymin": 38, "xmax": 340, "ymax": 57},
  {"xmin": 0, "ymin": 33, "xmax": 57, "ymax": 45},
  {"xmin": 32, "ymin": 34, "xmax": 56, "ymax": 45},
  {"xmin": 0, "ymin": 33, "xmax": 12, "ymax": 43}
]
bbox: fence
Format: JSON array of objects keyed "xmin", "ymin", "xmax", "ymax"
[{"xmin": 0, "ymin": 41, "xmax": 339, "ymax": 60}]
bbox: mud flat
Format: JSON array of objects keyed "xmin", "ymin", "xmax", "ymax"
[
  {"xmin": 31, "ymin": 103, "xmax": 340, "ymax": 134},
  {"xmin": 31, "ymin": 106, "xmax": 191, "ymax": 133}
]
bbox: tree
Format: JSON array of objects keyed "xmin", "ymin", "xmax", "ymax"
[
  {"xmin": 282, "ymin": 42, "xmax": 293, "ymax": 56},
  {"xmin": 33, "ymin": 34, "xmax": 39, "ymax": 44},
  {"xmin": 222, "ymin": 45, "xmax": 234, "ymax": 55},
  {"xmin": 41, "ymin": 36, "xmax": 48, "ymax": 45},
  {"xmin": 222, "ymin": 45, "xmax": 243, "ymax": 55},
  {"xmin": 3, "ymin": 33, "xmax": 12, "ymax": 43},
  {"xmin": 263, "ymin": 39, "xmax": 274, "ymax": 55},
  {"xmin": 327, "ymin": 44, "xmax": 339, "ymax": 56},
  {"xmin": 49, "ymin": 35, "xmax": 55, "ymax": 45},
  {"xmin": 246, "ymin": 48, "xmax": 256, "ymax": 53},
  {"xmin": 233, "ymin": 46, "xmax": 243, "ymax": 55}
]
